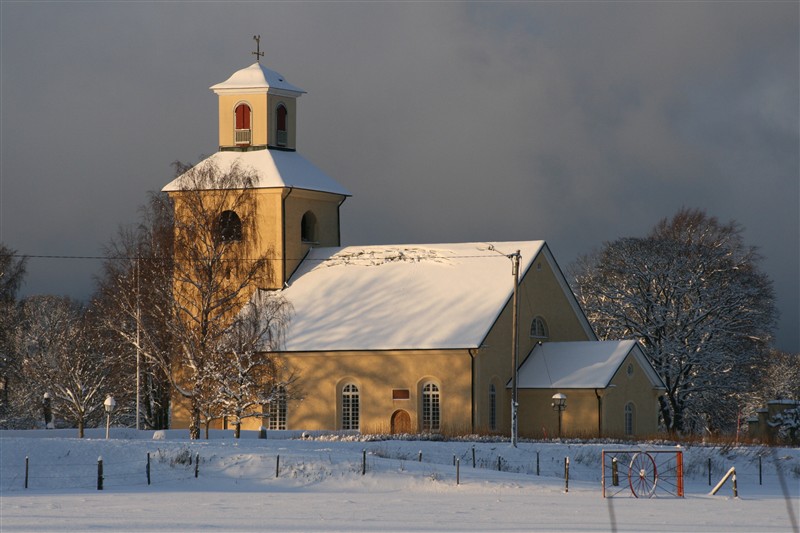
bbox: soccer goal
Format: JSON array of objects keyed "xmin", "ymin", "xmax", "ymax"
[{"xmin": 601, "ymin": 449, "xmax": 684, "ymax": 498}]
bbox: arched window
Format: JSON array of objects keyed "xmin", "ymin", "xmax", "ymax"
[
  {"xmin": 530, "ymin": 316, "xmax": 549, "ymax": 339},
  {"xmin": 488, "ymin": 384, "xmax": 497, "ymax": 431},
  {"xmin": 624, "ymin": 402, "xmax": 635, "ymax": 436},
  {"xmin": 235, "ymin": 103, "xmax": 251, "ymax": 145},
  {"xmin": 216, "ymin": 210, "xmax": 242, "ymax": 243},
  {"xmin": 342, "ymin": 384, "xmax": 360, "ymax": 431},
  {"xmin": 269, "ymin": 385, "xmax": 287, "ymax": 430},
  {"xmin": 421, "ymin": 382, "xmax": 440, "ymax": 432},
  {"xmin": 276, "ymin": 104, "xmax": 288, "ymax": 147},
  {"xmin": 301, "ymin": 211, "xmax": 317, "ymax": 243}
]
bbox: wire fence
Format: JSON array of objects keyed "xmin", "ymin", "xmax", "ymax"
[{"xmin": 1, "ymin": 443, "xmax": 795, "ymax": 494}]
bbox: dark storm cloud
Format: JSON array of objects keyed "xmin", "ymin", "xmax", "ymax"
[{"xmin": 1, "ymin": 2, "xmax": 797, "ymax": 351}]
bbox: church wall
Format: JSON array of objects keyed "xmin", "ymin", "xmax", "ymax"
[
  {"xmin": 472, "ymin": 248, "xmax": 594, "ymax": 434},
  {"xmin": 283, "ymin": 190, "xmax": 344, "ymax": 282},
  {"xmin": 602, "ymin": 352, "xmax": 662, "ymax": 437},
  {"xmin": 251, "ymin": 189, "xmax": 286, "ymax": 288},
  {"xmin": 517, "ymin": 389, "xmax": 600, "ymax": 438},
  {"xmin": 277, "ymin": 349, "xmax": 473, "ymax": 433}
]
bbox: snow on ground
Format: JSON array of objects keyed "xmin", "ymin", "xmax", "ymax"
[{"xmin": 1, "ymin": 429, "xmax": 798, "ymax": 532}]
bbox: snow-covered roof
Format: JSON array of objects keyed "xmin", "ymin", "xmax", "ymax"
[
  {"xmin": 516, "ymin": 340, "xmax": 665, "ymax": 389},
  {"xmin": 161, "ymin": 150, "xmax": 351, "ymax": 196},
  {"xmin": 276, "ymin": 241, "xmax": 545, "ymax": 352},
  {"xmin": 210, "ymin": 62, "xmax": 305, "ymax": 96}
]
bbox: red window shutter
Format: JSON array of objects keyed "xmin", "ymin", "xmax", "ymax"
[
  {"xmin": 235, "ymin": 105, "xmax": 250, "ymax": 130},
  {"xmin": 277, "ymin": 105, "xmax": 287, "ymax": 132}
]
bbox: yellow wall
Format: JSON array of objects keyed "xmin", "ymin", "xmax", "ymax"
[
  {"xmin": 277, "ymin": 350, "xmax": 474, "ymax": 433},
  {"xmin": 602, "ymin": 353, "xmax": 662, "ymax": 437},
  {"xmin": 471, "ymin": 249, "xmax": 594, "ymax": 434},
  {"xmin": 283, "ymin": 189, "xmax": 343, "ymax": 281},
  {"xmin": 517, "ymin": 352, "xmax": 661, "ymax": 438}
]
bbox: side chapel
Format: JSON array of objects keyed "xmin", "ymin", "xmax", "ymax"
[{"xmin": 163, "ymin": 50, "xmax": 665, "ymax": 438}]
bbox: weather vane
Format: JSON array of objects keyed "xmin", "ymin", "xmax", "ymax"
[{"xmin": 252, "ymin": 35, "xmax": 264, "ymax": 63}]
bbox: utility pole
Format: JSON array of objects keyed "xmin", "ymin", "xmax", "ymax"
[{"xmin": 509, "ymin": 250, "xmax": 521, "ymax": 447}]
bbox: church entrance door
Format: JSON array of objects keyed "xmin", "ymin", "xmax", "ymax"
[{"xmin": 391, "ymin": 410, "xmax": 411, "ymax": 434}]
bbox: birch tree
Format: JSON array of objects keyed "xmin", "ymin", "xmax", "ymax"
[{"xmin": 571, "ymin": 208, "xmax": 777, "ymax": 434}]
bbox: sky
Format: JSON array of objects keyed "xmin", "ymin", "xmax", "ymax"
[{"xmin": 1, "ymin": 1, "xmax": 797, "ymax": 352}]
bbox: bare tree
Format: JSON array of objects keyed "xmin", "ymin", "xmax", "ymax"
[
  {"xmin": 0, "ymin": 244, "xmax": 26, "ymax": 422},
  {"xmin": 570, "ymin": 208, "xmax": 777, "ymax": 434},
  {"xmin": 14, "ymin": 296, "xmax": 112, "ymax": 437},
  {"xmin": 211, "ymin": 294, "xmax": 294, "ymax": 438},
  {"xmin": 95, "ymin": 193, "xmax": 175, "ymax": 429}
]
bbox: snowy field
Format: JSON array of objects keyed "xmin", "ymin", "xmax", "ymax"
[{"xmin": 1, "ymin": 429, "xmax": 798, "ymax": 532}]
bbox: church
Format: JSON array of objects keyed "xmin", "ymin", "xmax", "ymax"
[{"xmin": 163, "ymin": 51, "xmax": 665, "ymax": 438}]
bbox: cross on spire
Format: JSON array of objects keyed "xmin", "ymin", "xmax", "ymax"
[{"xmin": 252, "ymin": 35, "xmax": 264, "ymax": 63}]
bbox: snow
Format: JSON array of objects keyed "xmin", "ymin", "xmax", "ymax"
[
  {"xmin": 210, "ymin": 62, "xmax": 306, "ymax": 95},
  {"xmin": 517, "ymin": 341, "xmax": 664, "ymax": 389},
  {"xmin": 161, "ymin": 149, "xmax": 352, "ymax": 197},
  {"xmin": 1, "ymin": 429, "xmax": 798, "ymax": 532},
  {"xmin": 279, "ymin": 242, "xmax": 544, "ymax": 351}
]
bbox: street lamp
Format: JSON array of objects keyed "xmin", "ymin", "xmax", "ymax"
[
  {"xmin": 551, "ymin": 393, "xmax": 567, "ymax": 438},
  {"xmin": 104, "ymin": 395, "xmax": 116, "ymax": 439}
]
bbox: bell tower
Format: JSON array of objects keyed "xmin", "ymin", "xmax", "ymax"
[
  {"xmin": 163, "ymin": 40, "xmax": 350, "ymax": 290},
  {"xmin": 210, "ymin": 36, "xmax": 305, "ymax": 152}
]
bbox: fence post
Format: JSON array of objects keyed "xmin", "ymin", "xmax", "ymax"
[
  {"xmin": 708, "ymin": 458, "xmax": 711, "ymax": 486},
  {"xmin": 456, "ymin": 458, "xmax": 460, "ymax": 485},
  {"xmin": 732, "ymin": 471, "xmax": 738, "ymax": 498},
  {"xmin": 97, "ymin": 456, "xmax": 104, "ymax": 491},
  {"xmin": 362, "ymin": 449, "xmax": 367, "ymax": 476},
  {"xmin": 472, "ymin": 446, "xmax": 476, "ymax": 468},
  {"xmin": 564, "ymin": 457, "xmax": 570, "ymax": 493},
  {"xmin": 536, "ymin": 451, "xmax": 540, "ymax": 476},
  {"xmin": 24, "ymin": 456, "xmax": 29, "ymax": 489},
  {"xmin": 194, "ymin": 453, "xmax": 199, "ymax": 478},
  {"xmin": 453, "ymin": 454, "xmax": 456, "ymax": 467},
  {"xmin": 418, "ymin": 450, "xmax": 422, "ymax": 463},
  {"xmin": 759, "ymin": 456, "xmax": 762, "ymax": 485},
  {"xmin": 146, "ymin": 453, "xmax": 151, "ymax": 486},
  {"xmin": 612, "ymin": 457, "xmax": 619, "ymax": 486},
  {"xmin": 497, "ymin": 456, "xmax": 502, "ymax": 472},
  {"xmin": 276, "ymin": 455, "xmax": 280, "ymax": 478}
]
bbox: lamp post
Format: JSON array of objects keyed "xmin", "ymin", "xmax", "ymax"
[
  {"xmin": 551, "ymin": 393, "xmax": 567, "ymax": 439},
  {"xmin": 42, "ymin": 392, "xmax": 53, "ymax": 429},
  {"xmin": 104, "ymin": 395, "xmax": 116, "ymax": 439}
]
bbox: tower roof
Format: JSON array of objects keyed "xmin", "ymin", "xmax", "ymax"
[
  {"xmin": 210, "ymin": 62, "xmax": 305, "ymax": 96},
  {"xmin": 162, "ymin": 150, "xmax": 350, "ymax": 196}
]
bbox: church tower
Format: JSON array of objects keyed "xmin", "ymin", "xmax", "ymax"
[{"xmin": 163, "ymin": 42, "xmax": 350, "ymax": 291}]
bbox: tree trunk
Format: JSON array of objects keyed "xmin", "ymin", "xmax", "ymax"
[
  {"xmin": 189, "ymin": 397, "xmax": 200, "ymax": 439},
  {"xmin": 234, "ymin": 421, "xmax": 241, "ymax": 439},
  {"xmin": 78, "ymin": 419, "xmax": 85, "ymax": 439}
]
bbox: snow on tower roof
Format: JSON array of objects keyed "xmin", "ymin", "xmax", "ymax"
[
  {"xmin": 210, "ymin": 62, "xmax": 305, "ymax": 95},
  {"xmin": 516, "ymin": 340, "xmax": 665, "ymax": 389},
  {"xmin": 274, "ymin": 241, "xmax": 546, "ymax": 352},
  {"xmin": 161, "ymin": 150, "xmax": 351, "ymax": 196}
]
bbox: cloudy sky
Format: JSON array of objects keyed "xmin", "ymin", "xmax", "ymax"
[{"xmin": 1, "ymin": 1, "xmax": 797, "ymax": 351}]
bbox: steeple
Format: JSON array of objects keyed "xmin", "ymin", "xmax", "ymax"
[
  {"xmin": 210, "ymin": 46, "xmax": 305, "ymax": 152},
  {"xmin": 164, "ymin": 47, "xmax": 350, "ymax": 289}
]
